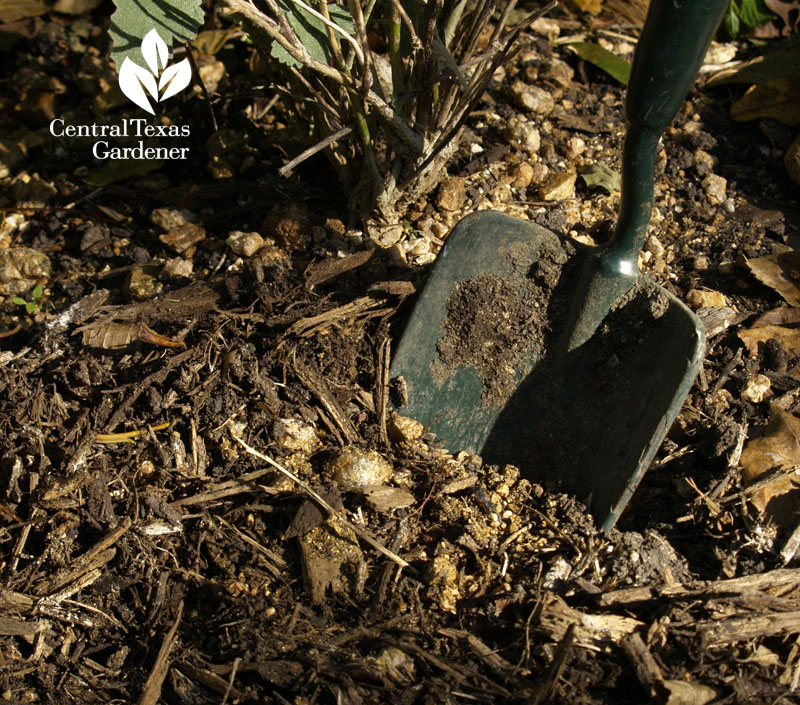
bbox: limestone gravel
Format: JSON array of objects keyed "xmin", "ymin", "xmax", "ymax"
[
  {"xmin": 326, "ymin": 447, "xmax": 394, "ymax": 491},
  {"xmin": 227, "ymin": 230, "xmax": 265, "ymax": 257},
  {"xmin": 150, "ymin": 207, "xmax": 196, "ymax": 231},
  {"xmin": 509, "ymin": 80, "xmax": 555, "ymax": 115},
  {"xmin": 160, "ymin": 223, "xmax": 205, "ymax": 255},
  {"xmin": 702, "ymin": 174, "xmax": 727, "ymax": 205},
  {"xmin": 538, "ymin": 172, "xmax": 576, "ymax": 201},
  {"xmin": 0, "ymin": 247, "xmax": 50, "ymax": 296}
]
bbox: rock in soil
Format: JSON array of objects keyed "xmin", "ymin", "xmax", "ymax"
[
  {"xmin": 227, "ymin": 230, "xmax": 264, "ymax": 257},
  {"xmin": 0, "ymin": 246, "xmax": 50, "ymax": 296}
]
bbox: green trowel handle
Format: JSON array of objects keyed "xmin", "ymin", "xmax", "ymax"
[{"xmin": 607, "ymin": 0, "xmax": 728, "ymax": 272}]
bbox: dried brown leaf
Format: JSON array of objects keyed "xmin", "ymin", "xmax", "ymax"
[
  {"xmin": 190, "ymin": 28, "xmax": 238, "ymax": 55},
  {"xmin": 52, "ymin": 0, "xmax": 102, "ymax": 13},
  {"xmin": 752, "ymin": 307, "xmax": 800, "ymax": 328},
  {"xmin": 0, "ymin": 0, "xmax": 48, "ymax": 23},
  {"xmin": 0, "ymin": 17, "xmax": 40, "ymax": 51},
  {"xmin": 740, "ymin": 404, "xmax": 800, "ymax": 511},
  {"xmin": 745, "ymin": 251, "xmax": 800, "ymax": 306},
  {"xmin": 363, "ymin": 485, "xmax": 416, "ymax": 512},
  {"xmin": 731, "ymin": 79, "xmax": 800, "ymax": 127},
  {"xmin": 741, "ymin": 404, "xmax": 800, "ymax": 480},
  {"xmin": 738, "ymin": 324, "xmax": 800, "ymax": 358},
  {"xmin": 81, "ymin": 321, "xmax": 137, "ymax": 350}
]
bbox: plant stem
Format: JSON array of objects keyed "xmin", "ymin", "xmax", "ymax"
[
  {"xmin": 344, "ymin": 0, "xmax": 372, "ymax": 98},
  {"xmin": 386, "ymin": 0, "xmax": 404, "ymax": 104},
  {"xmin": 318, "ymin": 0, "xmax": 346, "ymax": 69}
]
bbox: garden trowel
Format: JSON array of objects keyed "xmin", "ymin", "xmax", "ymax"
[{"xmin": 390, "ymin": 0, "xmax": 727, "ymax": 530}]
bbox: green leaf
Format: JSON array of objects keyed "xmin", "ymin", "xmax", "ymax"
[
  {"xmin": 270, "ymin": 0, "xmax": 355, "ymax": 68},
  {"xmin": 26, "ymin": 302, "xmax": 37, "ymax": 313},
  {"xmin": 579, "ymin": 162, "xmax": 621, "ymax": 194},
  {"xmin": 732, "ymin": 0, "xmax": 777, "ymax": 27},
  {"xmin": 722, "ymin": 2, "xmax": 741, "ymax": 37},
  {"xmin": 32, "ymin": 285, "xmax": 43, "ymax": 299},
  {"xmin": 443, "ymin": 0, "xmax": 468, "ymax": 48},
  {"xmin": 109, "ymin": 0, "xmax": 204, "ymax": 72},
  {"xmin": 565, "ymin": 42, "xmax": 631, "ymax": 85},
  {"xmin": 11, "ymin": 296, "xmax": 26, "ymax": 306}
]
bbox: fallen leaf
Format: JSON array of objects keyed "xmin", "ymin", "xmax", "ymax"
[
  {"xmin": 81, "ymin": 321, "xmax": 138, "ymax": 349},
  {"xmin": 565, "ymin": 42, "xmax": 631, "ymax": 84},
  {"xmin": 739, "ymin": 644, "xmax": 781, "ymax": 667},
  {"xmin": 190, "ymin": 28, "xmax": 238, "ymax": 55},
  {"xmin": 52, "ymin": 0, "xmax": 102, "ymax": 13},
  {"xmin": 579, "ymin": 162, "xmax": 621, "ymax": 194},
  {"xmin": 740, "ymin": 404, "xmax": 800, "ymax": 512},
  {"xmin": 0, "ymin": 16, "xmax": 41, "ymax": 51},
  {"xmin": 765, "ymin": 0, "xmax": 800, "ymax": 31},
  {"xmin": 745, "ymin": 251, "xmax": 800, "ymax": 305},
  {"xmin": 363, "ymin": 485, "xmax": 416, "ymax": 512},
  {"xmin": 0, "ymin": 0, "xmax": 49, "ymax": 24},
  {"xmin": 731, "ymin": 79, "xmax": 800, "ymax": 126},
  {"xmin": 708, "ymin": 44, "xmax": 800, "ymax": 87},
  {"xmin": 737, "ymin": 324, "xmax": 800, "ymax": 358},
  {"xmin": 752, "ymin": 307, "xmax": 800, "ymax": 327}
]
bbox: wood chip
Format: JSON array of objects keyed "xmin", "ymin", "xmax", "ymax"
[
  {"xmin": 286, "ymin": 296, "xmax": 389, "ymax": 337},
  {"xmin": 138, "ymin": 601, "xmax": 184, "ymax": 705},
  {"xmin": 699, "ymin": 611, "xmax": 800, "ymax": 648},
  {"xmin": 33, "ymin": 517, "xmax": 132, "ymax": 597},
  {"xmin": 305, "ymin": 248, "xmax": 375, "ymax": 288}
]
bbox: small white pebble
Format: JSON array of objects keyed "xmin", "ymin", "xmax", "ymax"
[
  {"xmin": 741, "ymin": 374, "xmax": 771, "ymax": 404},
  {"xmin": 702, "ymin": 174, "xmax": 727, "ymax": 206},
  {"xmin": 273, "ymin": 417, "xmax": 321, "ymax": 453},
  {"xmin": 227, "ymin": 231, "xmax": 264, "ymax": 257},
  {"xmin": 644, "ymin": 235, "xmax": 665, "ymax": 259},
  {"xmin": 326, "ymin": 447, "xmax": 393, "ymax": 491}
]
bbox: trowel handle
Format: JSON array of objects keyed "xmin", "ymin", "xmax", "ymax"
[{"xmin": 607, "ymin": 0, "xmax": 728, "ymax": 272}]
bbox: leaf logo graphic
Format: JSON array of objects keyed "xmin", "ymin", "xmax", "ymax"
[{"xmin": 118, "ymin": 29, "xmax": 192, "ymax": 114}]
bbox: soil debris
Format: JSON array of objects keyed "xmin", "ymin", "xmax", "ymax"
[{"xmin": 435, "ymin": 234, "xmax": 571, "ymax": 409}]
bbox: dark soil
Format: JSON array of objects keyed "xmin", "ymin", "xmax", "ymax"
[
  {"xmin": 1, "ymin": 6, "xmax": 800, "ymax": 705},
  {"xmin": 435, "ymin": 234, "xmax": 573, "ymax": 409}
]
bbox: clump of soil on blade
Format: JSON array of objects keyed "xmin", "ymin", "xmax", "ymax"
[{"xmin": 435, "ymin": 235, "xmax": 573, "ymax": 409}]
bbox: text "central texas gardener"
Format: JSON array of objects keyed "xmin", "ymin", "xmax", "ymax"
[{"xmin": 49, "ymin": 118, "xmax": 190, "ymax": 159}]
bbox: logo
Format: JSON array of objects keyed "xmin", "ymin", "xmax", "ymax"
[{"xmin": 118, "ymin": 28, "xmax": 192, "ymax": 115}]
